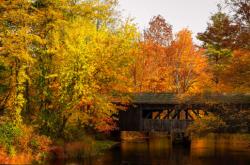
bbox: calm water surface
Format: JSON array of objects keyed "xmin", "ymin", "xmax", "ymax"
[{"xmin": 51, "ymin": 134, "xmax": 250, "ymax": 165}]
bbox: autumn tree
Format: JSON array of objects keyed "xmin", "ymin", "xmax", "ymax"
[
  {"xmin": 222, "ymin": 50, "xmax": 250, "ymax": 92},
  {"xmin": 195, "ymin": 0, "xmax": 250, "ymax": 133},
  {"xmin": 199, "ymin": 1, "xmax": 249, "ymax": 50},
  {"xmin": 25, "ymin": 0, "xmax": 139, "ymax": 135},
  {"xmin": 0, "ymin": 0, "xmax": 139, "ymax": 139},
  {"xmin": 57, "ymin": 19, "xmax": 138, "ymax": 133},
  {"xmin": 133, "ymin": 16, "xmax": 209, "ymax": 94},
  {"xmin": 225, "ymin": 0, "xmax": 250, "ymax": 49},
  {"xmin": 132, "ymin": 15, "xmax": 173, "ymax": 92},
  {"xmin": 197, "ymin": 12, "xmax": 237, "ymax": 49},
  {"xmin": 198, "ymin": 0, "xmax": 250, "ymax": 92},
  {"xmin": 169, "ymin": 29, "xmax": 210, "ymax": 94},
  {"xmin": 0, "ymin": 0, "xmax": 38, "ymax": 124},
  {"xmin": 144, "ymin": 15, "xmax": 173, "ymax": 47},
  {"xmin": 197, "ymin": 12, "xmax": 234, "ymax": 88}
]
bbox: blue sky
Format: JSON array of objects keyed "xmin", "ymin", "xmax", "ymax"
[{"xmin": 118, "ymin": 0, "xmax": 222, "ymax": 43}]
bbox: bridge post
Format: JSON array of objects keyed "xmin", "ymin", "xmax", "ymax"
[{"xmin": 170, "ymin": 120, "xmax": 191, "ymax": 146}]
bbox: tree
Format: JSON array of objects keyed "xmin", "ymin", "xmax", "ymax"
[
  {"xmin": 133, "ymin": 24, "xmax": 210, "ymax": 94},
  {"xmin": 225, "ymin": 0, "xmax": 250, "ymax": 26},
  {"xmin": 0, "ymin": 0, "xmax": 139, "ymax": 138},
  {"xmin": 133, "ymin": 16, "xmax": 210, "ymax": 94},
  {"xmin": 197, "ymin": 12, "xmax": 234, "ymax": 88},
  {"xmin": 198, "ymin": 1, "xmax": 250, "ymax": 50},
  {"xmin": 0, "ymin": 62, "xmax": 10, "ymax": 112},
  {"xmin": 222, "ymin": 50, "xmax": 250, "ymax": 92},
  {"xmin": 197, "ymin": 12, "xmax": 237, "ymax": 49},
  {"xmin": 57, "ymin": 19, "xmax": 138, "ymax": 133},
  {"xmin": 169, "ymin": 29, "xmax": 210, "ymax": 94},
  {"xmin": 197, "ymin": 0, "xmax": 250, "ymax": 92},
  {"xmin": 144, "ymin": 15, "xmax": 173, "ymax": 47},
  {"xmin": 225, "ymin": 0, "xmax": 250, "ymax": 49},
  {"xmin": 131, "ymin": 15, "xmax": 173, "ymax": 92},
  {"xmin": 0, "ymin": 0, "xmax": 38, "ymax": 124}
]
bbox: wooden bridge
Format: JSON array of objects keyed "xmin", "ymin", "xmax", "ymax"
[{"xmin": 118, "ymin": 93, "xmax": 250, "ymax": 142}]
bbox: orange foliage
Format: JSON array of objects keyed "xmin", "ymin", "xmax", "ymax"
[
  {"xmin": 144, "ymin": 15, "xmax": 173, "ymax": 47},
  {"xmin": 0, "ymin": 151, "xmax": 33, "ymax": 164},
  {"xmin": 133, "ymin": 26, "xmax": 211, "ymax": 94},
  {"xmin": 168, "ymin": 29, "xmax": 211, "ymax": 94},
  {"xmin": 94, "ymin": 117, "xmax": 117, "ymax": 133},
  {"xmin": 132, "ymin": 41, "xmax": 168, "ymax": 92},
  {"xmin": 222, "ymin": 49, "xmax": 250, "ymax": 92}
]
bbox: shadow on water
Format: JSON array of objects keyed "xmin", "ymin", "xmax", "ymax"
[{"xmin": 49, "ymin": 134, "xmax": 250, "ymax": 165}]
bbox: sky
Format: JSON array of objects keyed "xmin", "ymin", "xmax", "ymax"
[{"xmin": 118, "ymin": 0, "xmax": 222, "ymax": 44}]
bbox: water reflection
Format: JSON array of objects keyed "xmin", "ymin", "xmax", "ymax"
[{"xmin": 50, "ymin": 134, "xmax": 250, "ymax": 165}]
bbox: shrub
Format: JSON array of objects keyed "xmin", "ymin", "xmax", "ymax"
[
  {"xmin": 0, "ymin": 122, "xmax": 21, "ymax": 154},
  {"xmin": 0, "ymin": 122, "xmax": 52, "ymax": 159},
  {"xmin": 16, "ymin": 125, "xmax": 52, "ymax": 154},
  {"xmin": 187, "ymin": 113, "xmax": 226, "ymax": 136}
]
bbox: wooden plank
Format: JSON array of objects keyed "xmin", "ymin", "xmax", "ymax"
[{"xmin": 141, "ymin": 119, "xmax": 192, "ymax": 132}]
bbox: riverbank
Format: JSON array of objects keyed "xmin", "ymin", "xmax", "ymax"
[
  {"xmin": 0, "ymin": 139, "xmax": 118, "ymax": 164},
  {"xmin": 49, "ymin": 139, "xmax": 118, "ymax": 160}
]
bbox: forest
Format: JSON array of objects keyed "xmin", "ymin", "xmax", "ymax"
[{"xmin": 0, "ymin": 0, "xmax": 249, "ymax": 163}]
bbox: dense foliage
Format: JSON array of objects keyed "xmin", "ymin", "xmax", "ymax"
[
  {"xmin": 0, "ymin": 0, "xmax": 249, "ymax": 162},
  {"xmin": 132, "ymin": 16, "xmax": 211, "ymax": 94},
  {"xmin": 0, "ymin": 0, "xmax": 138, "ymax": 160},
  {"xmin": 195, "ymin": 0, "xmax": 250, "ymax": 133}
]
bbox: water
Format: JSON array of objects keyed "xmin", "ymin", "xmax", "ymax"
[{"xmin": 51, "ymin": 134, "xmax": 250, "ymax": 165}]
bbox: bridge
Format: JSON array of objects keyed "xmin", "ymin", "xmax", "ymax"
[{"xmin": 118, "ymin": 93, "xmax": 250, "ymax": 143}]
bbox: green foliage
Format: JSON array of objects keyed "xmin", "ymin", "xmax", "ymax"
[
  {"xmin": 8, "ymin": 146, "xmax": 17, "ymax": 157},
  {"xmin": 197, "ymin": 3, "xmax": 250, "ymax": 91},
  {"xmin": 0, "ymin": 121, "xmax": 52, "ymax": 159},
  {"xmin": 37, "ymin": 109, "xmax": 62, "ymax": 138},
  {"xmin": 206, "ymin": 44, "xmax": 232, "ymax": 61},
  {"xmin": 30, "ymin": 139, "xmax": 39, "ymax": 151},
  {"xmin": 197, "ymin": 12, "xmax": 234, "ymax": 86},
  {"xmin": 197, "ymin": 11, "xmax": 237, "ymax": 49},
  {"xmin": 0, "ymin": 122, "xmax": 21, "ymax": 153}
]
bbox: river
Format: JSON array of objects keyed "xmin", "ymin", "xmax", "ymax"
[{"xmin": 50, "ymin": 134, "xmax": 250, "ymax": 165}]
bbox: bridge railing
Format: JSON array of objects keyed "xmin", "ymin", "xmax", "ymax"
[{"xmin": 142, "ymin": 119, "xmax": 192, "ymax": 132}]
